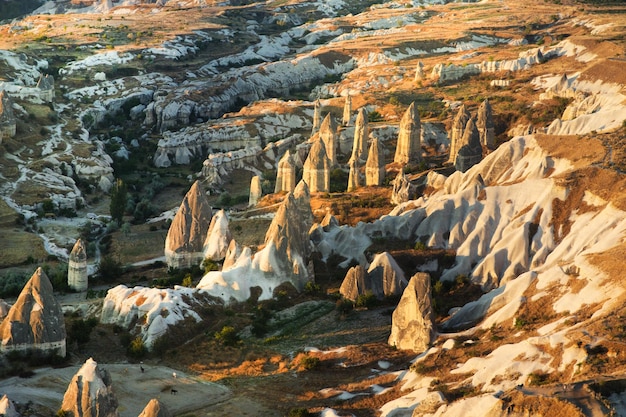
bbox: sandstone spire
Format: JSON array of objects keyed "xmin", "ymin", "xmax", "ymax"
[
  {"xmin": 60, "ymin": 358, "xmax": 119, "ymax": 417},
  {"xmin": 351, "ymin": 108, "xmax": 369, "ymax": 161},
  {"xmin": 342, "ymin": 95, "xmax": 352, "ymax": 126},
  {"xmin": 274, "ymin": 151, "xmax": 296, "ymax": 193},
  {"xmin": 302, "ymin": 139, "xmax": 330, "ymax": 193},
  {"xmin": 68, "ymin": 238, "xmax": 88, "ymax": 292},
  {"xmin": 0, "ymin": 90, "xmax": 16, "ymax": 138},
  {"xmin": 476, "ymin": 99, "xmax": 495, "ymax": 149},
  {"xmin": 0, "ymin": 395, "xmax": 19, "ymax": 417},
  {"xmin": 394, "ymin": 102, "xmax": 422, "ymax": 165},
  {"xmin": 138, "ymin": 399, "xmax": 172, "ymax": 417},
  {"xmin": 365, "ymin": 137, "xmax": 385, "ymax": 186},
  {"xmin": 311, "ymin": 98, "xmax": 322, "ymax": 133},
  {"xmin": 248, "ymin": 175, "xmax": 262, "ymax": 207},
  {"xmin": 414, "ymin": 61, "xmax": 425, "ymax": 82},
  {"xmin": 319, "ymin": 113, "xmax": 338, "ymax": 167},
  {"xmin": 0, "ymin": 267, "xmax": 66, "ymax": 357},
  {"xmin": 447, "ymin": 104, "xmax": 471, "ymax": 164},
  {"xmin": 339, "ymin": 265, "xmax": 368, "ymax": 301},
  {"xmin": 347, "ymin": 155, "xmax": 360, "ymax": 192},
  {"xmin": 164, "ymin": 181, "xmax": 213, "ymax": 269},
  {"xmin": 222, "ymin": 239, "xmax": 242, "ymax": 271},
  {"xmin": 202, "ymin": 209, "xmax": 232, "ymax": 262},
  {"xmin": 388, "ymin": 273, "xmax": 435, "ymax": 352},
  {"xmin": 454, "ymin": 118, "xmax": 483, "ymax": 173}
]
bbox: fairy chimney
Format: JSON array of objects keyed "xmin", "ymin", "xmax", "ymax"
[
  {"xmin": 351, "ymin": 108, "xmax": 369, "ymax": 161},
  {"xmin": 347, "ymin": 155, "xmax": 360, "ymax": 192},
  {"xmin": 249, "ymin": 175, "xmax": 262, "ymax": 207},
  {"xmin": 342, "ymin": 95, "xmax": 352, "ymax": 126},
  {"xmin": 60, "ymin": 358, "xmax": 119, "ymax": 417},
  {"xmin": 476, "ymin": 99, "xmax": 495, "ymax": 149},
  {"xmin": 365, "ymin": 137, "xmax": 385, "ymax": 186},
  {"xmin": 302, "ymin": 139, "xmax": 330, "ymax": 193},
  {"xmin": 0, "ymin": 267, "xmax": 67, "ymax": 357},
  {"xmin": 311, "ymin": 98, "xmax": 322, "ymax": 134},
  {"xmin": 447, "ymin": 104, "xmax": 471, "ymax": 164},
  {"xmin": 388, "ymin": 273, "xmax": 435, "ymax": 353},
  {"xmin": 164, "ymin": 181, "xmax": 213, "ymax": 269},
  {"xmin": 36, "ymin": 74, "xmax": 55, "ymax": 102},
  {"xmin": 202, "ymin": 209, "xmax": 232, "ymax": 262},
  {"xmin": 414, "ymin": 61, "xmax": 425, "ymax": 82},
  {"xmin": 394, "ymin": 102, "xmax": 422, "ymax": 165},
  {"xmin": 68, "ymin": 238, "xmax": 88, "ymax": 291},
  {"xmin": 454, "ymin": 118, "xmax": 483, "ymax": 173},
  {"xmin": 274, "ymin": 151, "xmax": 297, "ymax": 193},
  {"xmin": 319, "ymin": 113, "xmax": 338, "ymax": 167}
]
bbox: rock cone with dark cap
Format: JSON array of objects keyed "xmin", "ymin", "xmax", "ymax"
[{"xmin": 0, "ymin": 267, "xmax": 66, "ymax": 357}]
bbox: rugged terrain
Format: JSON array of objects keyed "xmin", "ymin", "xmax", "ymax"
[{"xmin": 1, "ymin": 0, "xmax": 626, "ymax": 416}]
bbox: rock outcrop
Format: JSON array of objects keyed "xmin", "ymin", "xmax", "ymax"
[
  {"xmin": 347, "ymin": 155, "xmax": 360, "ymax": 192},
  {"xmin": 318, "ymin": 113, "xmax": 338, "ymax": 167},
  {"xmin": 342, "ymin": 94, "xmax": 352, "ymax": 126},
  {"xmin": 339, "ymin": 253, "xmax": 407, "ymax": 301},
  {"xmin": 68, "ymin": 239, "xmax": 88, "ymax": 292},
  {"xmin": 36, "ymin": 74, "xmax": 55, "ymax": 102},
  {"xmin": 0, "ymin": 395, "xmax": 19, "ymax": 417},
  {"xmin": 311, "ymin": 98, "xmax": 322, "ymax": 133},
  {"xmin": 302, "ymin": 139, "xmax": 330, "ymax": 193},
  {"xmin": 388, "ymin": 273, "xmax": 435, "ymax": 353},
  {"xmin": 274, "ymin": 151, "xmax": 297, "ymax": 193},
  {"xmin": 454, "ymin": 118, "xmax": 483, "ymax": 173},
  {"xmin": 365, "ymin": 137, "xmax": 385, "ymax": 186},
  {"xmin": 448, "ymin": 104, "xmax": 471, "ymax": 164},
  {"xmin": 0, "ymin": 90, "xmax": 16, "ymax": 138},
  {"xmin": 390, "ymin": 171, "xmax": 418, "ymax": 205},
  {"xmin": 164, "ymin": 181, "xmax": 213, "ymax": 269},
  {"xmin": 60, "ymin": 358, "xmax": 119, "ymax": 417},
  {"xmin": 476, "ymin": 99, "xmax": 495, "ymax": 149},
  {"xmin": 202, "ymin": 209, "xmax": 232, "ymax": 262},
  {"xmin": 0, "ymin": 267, "xmax": 66, "ymax": 357},
  {"xmin": 394, "ymin": 102, "xmax": 422, "ymax": 165},
  {"xmin": 351, "ymin": 108, "xmax": 369, "ymax": 161},
  {"xmin": 138, "ymin": 399, "xmax": 172, "ymax": 417},
  {"xmin": 414, "ymin": 61, "xmax": 425, "ymax": 81},
  {"xmin": 222, "ymin": 239, "xmax": 242, "ymax": 271},
  {"xmin": 339, "ymin": 265, "xmax": 368, "ymax": 301},
  {"xmin": 249, "ymin": 175, "xmax": 262, "ymax": 207}
]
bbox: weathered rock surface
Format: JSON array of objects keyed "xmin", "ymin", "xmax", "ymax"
[
  {"xmin": 0, "ymin": 267, "xmax": 66, "ymax": 357},
  {"xmin": 351, "ymin": 108, "xmax": 369, "ymax": 161},
  {"xmin": 342, "ymin": 94, "xmax": 352, "ymax": 126},
  {"xmin": 476, "ymin": 99, "xmax": 495, "ymax": 149},
  {"xmin": 448, "ymin": 104, "xmax": 471, "ymax": 164},
  {"xmin": 339, "ymin": 265, "xmax": 368, "ymax": 301},
  {"xmin": 455, "ymin": 118, "xmax": 483, "ymax": 173},
  {"xmin": 311, "ymin": 98, "xmax": 322, "ymax": 133},
  {"xmin": 68, "ymin": 238, "xmax": 88, "ymax": 292},
  {"xmin": 164, "ymin": 181, "xmax": 213, "ymax": 269},
  {"xmin": 0, "ymin": 90, "xmax": 16, "ymax": 138},
  {"xmin": 388, "ymin": 272, "xmax": 435, "ymax": 353},
  {"xmin": 60, "ymin": 358, "xmax": 119, "ymax": 417},
  {"xmin": 318, "ymin": 113, "xmax": 338, "ymax": 167},
  {"xmin": 339, "ymin": 252, "xmax": 407, "ymax": 301},
  {"xmin": 275, "ymin": 151, "xmax": 297, "ymax": 193},
  {"xmin": 138, "ymin": 399, "xmax": 172, "ymax": 417},
  {"xmin": 302, "ymin": 139, "xmax": 330, "ymax": 193},
  {"xmin": 347, "ymin": 155, "xmax": 360, "ymax": 192},
  {"xmin": 249, "ymin": 175, "xmax": 262, "ymax": 207},
  {"xmin": 390, "ymin": 171, "xmax": 418, "ymax": 205},
  {"xmin": 36, "ymin": 74, "xmax": 55, "ymax": 102},
  {"xmin": 202, "ymin": 209, "xmax": 232, "ymax": 262},
  {"xmin": 414, "ymin": 61, "xmax": 425, "ymax": 81},
  {"xmin": 365, "ymin": 137, "xmax": 385, "ymax": 186},
  {"xmin": 0, "ymin": 395, "xmax": 20, "ymax": 417},
  {"xmin": 394, "ymin": 102, "xmax": 422, "ymax": 165}
]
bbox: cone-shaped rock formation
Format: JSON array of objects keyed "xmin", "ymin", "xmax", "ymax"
[
  {"xmin": 342, "ymin": 95, "xmax": 352, "ymax": 126},
  {"xmin": 248, "ymin": 175, "xmax": 262, "ymax": 207},
  {"xmin": 390, "ymin": 171, "xmax": 417, "ymax": 205},
  {"xmin": 138, "ymin": 399, "xmax": 172, "ymax": 417},
  {"xmin": 351, "ymin": 108, "xmax": 369, "ymax": 161},
  {"xmin": 60, "ymin": 358, "xmax": 119, "ymax": 417},
  {"xmin": 319, "ymin": 113, "xmax": 338, "ymax": 167},
  {"xmin": 454, "ymin": 118, "xmax": 483, "ymax": 173},
  {"xmin": 339, "ymin": 265, "xmax": 368, "ymax": 301},
  {"xmin": 164, "ymin": 181, "xmax": 213, "ymax": 269},
  {"xmin": 414, "ymin": 61, "xmax": 425, "ymax": 81},
  {"xmin": 202, "ymin": 209, "xmax": 232, "ymax": 262},
  {"xmin": 274, "ymin": 151, "xmax": 297, "ymax": 193},
  {"xmin": 394, "ymin": 102, "xmax": 422, "ymax": 165},
  {"xmin": 0, "ymin": 395, "xmax": 20, "ymax": 417},
  {"xmin": 311, "ymin": 98, "xmax": 322, "ymax": 133},
  {"xmin": 365, "ymin": 137, "xmax": 385, "ymax": 186},
  {"xmin": 476, "ymin": 99, "xmax": 495, "ymax": 149},
  {"xmin": 68, "ymin": 239, "xmax": 88, "ymax": 292},
  {"xmin": 0, "ymin": 267, "xmax": 66, "ymax": 357},
  {"xmin": 367, "ymin": 252, "xmax": 408, "ymax": 298},
  {"xmin": 448, "ymin": 104, "xmax": 471, "ymax": 164},
  {"xmin": 347, "ymin": 155, "xmax": 360, "ymax": 192},
  {"xmin": 388, "ymin": 273, "xmax": 435, "ymax": 353},
  {"xmin": 302, "ymin": 139, "xmax": 330, "ymax": 193}
]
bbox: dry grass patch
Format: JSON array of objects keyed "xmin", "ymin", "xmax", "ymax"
[{"xmin": 0, "ymin": 230, "xmax": 47, "ymax": 267}]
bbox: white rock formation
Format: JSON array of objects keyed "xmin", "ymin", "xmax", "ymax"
[
  {"xmin": 60, "ymin": 358, "xmax": 119, "ymax": 417},
  {"xmin": 448, "ymin": 104, "xmax": 471, "ymax": 164},
  {"xmin": 390, "ymin": 171, "xmax": 417, "ymax": 205},
  {"xmin": 414, "ymin": 61, "xmax": 425, "ymax": 82},
  {"xmin": 0, "ymin": 395, "xmax": 20, "ymax": 417},
  {"xmin": 319, "ymin": 113, "xmax": 338, "ymax": 167},
  {"xmin": 476, "ymin": 99, "xmax": 495, "ymax": 149},
  {"xmin": 302, "ymin": 139, "xmax": 330, "ymax": 193},
  {"xmin": 394, "ymin": 102, "xmax": 422, "ymax": 165},
  {"xmin": 388, "ymin": 273, "xmax": 435, "ymax": 353},
  {"xmin": 454, "ymin": 118, "xmax": 483, "ymax": 173},
  {"xmin": 339, "ymin": 265, "xmax": 368, "ymax": 301},
  {"xmin": 347, "ymin": 155, "xmax": 360, "ymax": 192},
  {"xmin": 365, "ymin": 137, "xmax": 385, "ymax": 186},
  {"xmin": 351, "ymin": 108, "xmax": 369, "ymax": 161},
  {"xmin": 339, "ymin": 252, "xmax": 407, "ymax": 301},
  {"xmin": 164, "ymin": 181, "xmax": 213, "ymax": 269},
  {"xmin": 275, "ymin": 151, "xmax": 297, "ymax": 193},
  {"xmin": 202, "ymin": 209, "xmax": 232, "ymax": 262},
  {"xmin": 342, "ymin": 94, "xmax": 352, "ymax": 126},
  {"xmin": 249, "ymin": 175, "xmax": 262, "ymax": 207},
  {"xmin": 0, "ymin": 267, "xmax": 66, "ymax": 357},
  {"xmin": 68, "ymin": 238, "xmax": 88, "ymax": 292}
]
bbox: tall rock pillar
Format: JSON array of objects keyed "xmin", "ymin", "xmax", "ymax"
[
  {"xmin": 394, "ymin": 102, "xmax": 422, "ymax": 165},
  {"xmin": 68, "ymin": 239, "xmax": 88, "ymax": 292},
  {"xmin": 365, "ymin": 137, "xmax": 385, "ymax": 186}
]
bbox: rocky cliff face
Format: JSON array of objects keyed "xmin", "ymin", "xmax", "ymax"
[
  {"xmin": 387, "ymin": 272, "xmax": 435, "ymax": 353},
  {"xmin": 60, "ymin": 358, "xmax": 119, "ymax": 417},
  {"xmin": 164, "ymin": 181, "xmax": 213, "ymax": 269},
  {"xmin": 0, "ymin": 267, "xmax": 66, "ymax": 357},
  {"xmin": 394, "ymin": 102, "xmax": 421, "ymax": 165}
]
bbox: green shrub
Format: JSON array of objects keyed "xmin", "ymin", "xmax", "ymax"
[
  {"xmin": 299, "ymin": 355, "xmax": 320, "ymax": 371},
  {"xmin": 214, "ymin": 326, "xmax": 240, "ymax": 347},
  {"xmin": 128, "ymin": 336, "xmax": 147, "ymax": 358},
  {"xmin": 336, "ymin": 298, "xmax": 354, "ymax": 315},
  {"xmin": 355, "ymin": 291, "xmax": 378, "ymax": 309},
  {"xmin": 287, "ymin": 408, "xmax": 312, "ymax": 417}
]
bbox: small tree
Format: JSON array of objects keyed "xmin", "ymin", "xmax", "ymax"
[
  {"xmin": 128, "ymin": 336, "xmax": 147, "ymax": 358},
  {"xmin": 214, "ymin": 326, "xmax": 240, "ymax": 346},
  {"xmin": 110, "ymin": 179, "xmax": 128, "ymax": 225}
]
